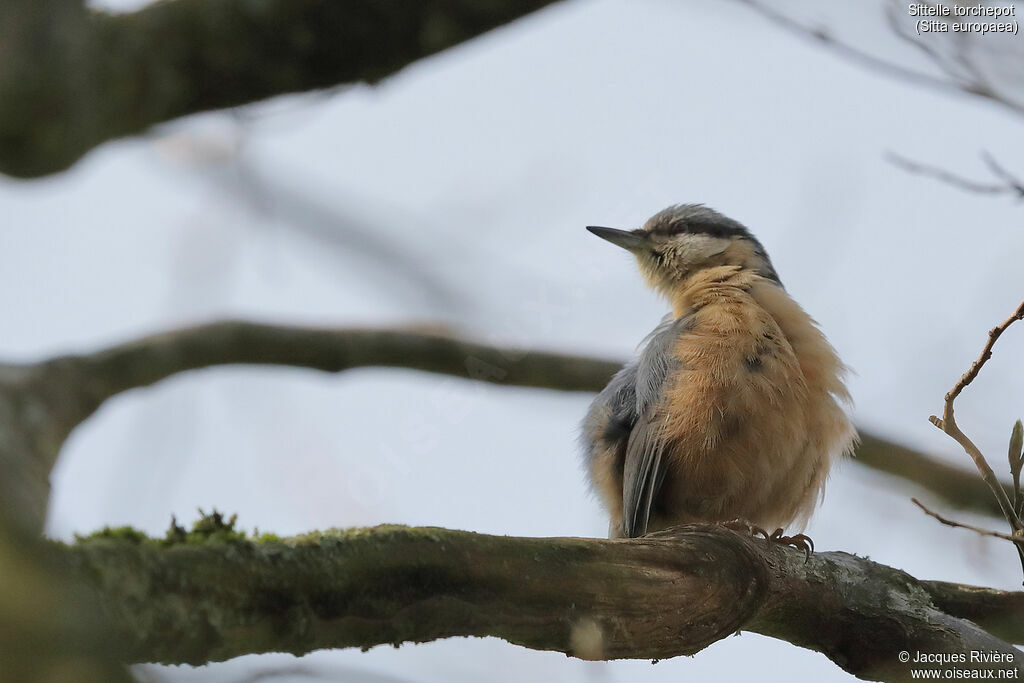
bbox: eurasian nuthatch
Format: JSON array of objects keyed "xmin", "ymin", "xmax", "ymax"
[{"xmin": 581, "ymin": 204, "xmax": 855, "ymax": 539}]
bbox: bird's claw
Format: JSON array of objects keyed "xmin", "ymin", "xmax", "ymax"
[
  {"xmin": 718, "ymin": 520, "xmax": 814, "ymax": 561},
  {"xmin": 767, "ymin": 528, "xmax": 814, "ymax": 561}
]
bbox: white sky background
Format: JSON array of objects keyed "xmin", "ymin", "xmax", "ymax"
[{"xmin": 1, "ymin": 0, "xmax": 1023, "ymax": 680}]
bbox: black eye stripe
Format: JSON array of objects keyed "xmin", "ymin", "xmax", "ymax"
[{"xmin": 651, "ymin": 219, "xmax": 746, "ymax": 239}]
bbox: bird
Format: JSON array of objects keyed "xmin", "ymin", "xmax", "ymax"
[{"xmin": 580, "ymin": 204, "xmax": 855, "ymax": 543}]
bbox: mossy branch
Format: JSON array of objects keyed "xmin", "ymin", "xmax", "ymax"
[{"xmin": 62, "ymin": 520, "xmax": 1024, "ymax": 682}]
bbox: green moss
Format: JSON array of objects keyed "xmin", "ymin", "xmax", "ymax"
[
  {"xmin": 174, "ymin": 509, "xmax": 247, "ymax": 545},
  {"xmin": 76, "ymin": 510, "xmax": 263, "ymax": 548},
  {"xmin": 76, "ymin": 526, "xmax": 149, "ymax": 544},
  {"xmin": 253, "ymin": 532, "xmax": 282, "ymax": 544},
  {"xmin": 289, "ymin": 524, "xmax": 413, "ymax": 545},
  {"xmin": 73, "ymin": 517, "xmax": 455, "ymax": 551}
]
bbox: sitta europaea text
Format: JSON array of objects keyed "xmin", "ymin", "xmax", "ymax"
[{"xmin": 581, "ymin": 204, "xmax": 855, "ymax": 539}]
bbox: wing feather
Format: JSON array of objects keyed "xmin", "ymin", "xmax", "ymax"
[
  {"xmin": 621, "ymin": 410, "xmax": 667, "ymax": 537},
  {"xmin": 620, "ymin": 315, "xmax": 692, "ymax": 538}
]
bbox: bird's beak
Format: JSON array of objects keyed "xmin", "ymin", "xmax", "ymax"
[{"xmin": 586, "ymin": 226, "xmax": 649, "ymax": 252}]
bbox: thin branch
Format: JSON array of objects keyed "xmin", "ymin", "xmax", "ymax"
[
  {"xmin": 981, "ymin": 152, "xmax": 1024, "ymax": 198},
  {"xmin": 946, "ymin": 300, "xmax": 1024, "ymax": 404},
  {"xmin": 734, "ymin": 0, "xmax": 1024, "ymax": 116},
  {"xmin": 734, "ymin": 0, "xmax": 973, "ymax": 97},
  {"xmin": 929, "ymin": 300, "xmax": 1024, "ymax": 575},
  {"xmin": 886, "ymin": 151, "xmax": 1024, "ymax": 199},
  {"xmin": 885, "ymin": 2, "xmax": 969, "ymax": 87},
  {"xmin": 913, "ymin": 497, "xmax": 1023, "ymax": 544},
  {"xmin": 896, "ymin": 1, "xmax": 995, "ymax": 92},
  {"xmin": 65, "ymin": 522, "xmax": 1024, "ymax": 680}
]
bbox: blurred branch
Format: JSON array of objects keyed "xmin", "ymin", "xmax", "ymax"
[
  {"xmin": 883, "ymin": 1, "xmax": 1001, "ymax": 97},
  {"xmin": 887, "ymin": 151, "xmax": 1024, "ymax": 200},
  {"xmin": 47, "ymin": 321, "xmax": 621, "ymax": 416},
  {"xmin": 64, "ymin": 522, "xmax": 1024, "ymax": 680},
  {"xmin": 743, "ymin": 1, "xmax": 1024, "ymax": 206},
  {"xmin": 0, "ymin": 0, "xmax": 563, "ymax": 177},
  {"xmin": 733, "ymin": 0, "xmax": 968, "ymax": 96},
  {"xmin": 0, "ymin": 322, "xmax": 620, "ymax": 532},
  {"xmin": 0, "ymin": 320, "xmax": 1009, "ymax": 534},
  {"xmin": 733, "ymin": 0, "xmax": 1024, "ymax": 115},
  {"xmin": 212, "ymin": 146, "xmax": 471, "ymax": 315},
  {"xmin": 855, "ymin": 432, "xmax": 1005, "ymax": 518}
]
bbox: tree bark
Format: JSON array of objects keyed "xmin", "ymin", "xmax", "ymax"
[{"xmin": 64, "ymin": 521, "xmax": 1024, "ymax": 682}]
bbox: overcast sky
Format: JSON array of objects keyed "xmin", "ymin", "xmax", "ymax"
[{"xmin": 3, "ymin": 1, "xmax": 1024, "ymax": 681}]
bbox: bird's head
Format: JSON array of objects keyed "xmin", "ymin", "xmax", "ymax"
[{"xmin": 587, "ymin": 204, "xmax": 781, "ymax": 296}]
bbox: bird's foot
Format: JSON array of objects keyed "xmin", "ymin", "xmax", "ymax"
[
  {"xmin": 766, "ymin": 528, "xmax": 814, "ymax": 561},
  {"xmin": 718, "ymin": 520, "xmax": 813, "ymax": 561},
  {"xmin": 719, "ymin": 518, "xmax": 771, "ymax": 541}
]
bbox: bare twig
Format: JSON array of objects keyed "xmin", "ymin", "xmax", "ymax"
[
  {"xmin": 886, "ymin": 151, "xmax": 1024, "ymax": 199},
  {"xmin": 734, "ymin": 0, "xmax": 1024, "ymax": 116},
  {"xmin": 882, "ymin": 0, "xmax": 999, "ymax": 96},
  {"xmin": 928, "ymin": 300, "xmax": 1024, "ymax": 577},
  {"xmin": 886, "ymin": 3, "xmax": 960, "ymax": 82},
  {"xmin": 913, "ymin": 497, "xmax": 1023, "ymax": 545},
  {"xmin": 981, "ymin": 152, "xmax": 1024, "ymax": 198},
  {"xmin": 946, "ymin": 301, "xmax": 1024, "ymax": 404},
  {"xmin": 735, "ymin": 0, "xmax": 981, "ymax": 98}
]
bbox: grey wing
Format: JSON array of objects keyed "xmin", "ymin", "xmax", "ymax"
[
  {"xmin": 621, "ymin": 410, "xmax": 667, "ymax": 538},
  {"xmin": 580, "ymin": 363, "xmax": 638, "ymax": 465},
  {"xmin": 621, "ymin": 314, "xmax": 691, "ymax": 538}
]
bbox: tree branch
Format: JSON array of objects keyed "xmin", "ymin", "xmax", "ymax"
[
  {"xmin": 913, "ymin": 497, "xmax": 1023, "ymax": 544},
  {"xmin": 886, "ymin": 151, "xmax": 1024, "ymax": 200},
  {"xmin": 0, "ymin": 0, "xmax": 563, "ymax": 177},
  {"xmin": 41, "ymin": 321, "xmax": 621, "ymax": 428},
  {"xmin": 732, "ymin": 0, "xmax": 1024, "ymax": 116},
  {"xmin": 64, "ymin": 522, "xmax": 1024, "ymax": 681},
  {"xmin": 922, "ymin": 580, "xmax": 1024, "ymax": 645},
  {"xmin": 855, "ymin": 432, "xmax": 1006, "ymax": 518},
  {"xmin": 731, "ymin": 0, "xmax": 972, "ymax": 98},
  {"xmin": 929, "ymin": 300, "xmax": 1024, "ymax": 573}
]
